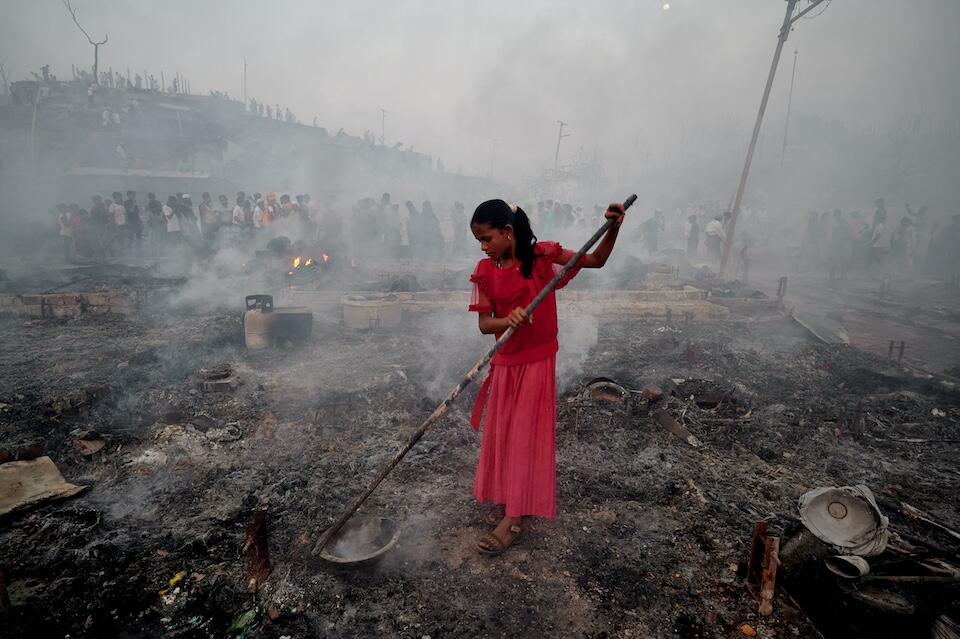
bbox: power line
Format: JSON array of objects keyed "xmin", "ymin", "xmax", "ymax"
[{"xmin": 801, "ymin": 0, "xmax": 833, "ymax": 20}]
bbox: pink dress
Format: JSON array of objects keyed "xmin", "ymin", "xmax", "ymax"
[{"xmin": 469, "ymin": 241, "xmax": 583, "ymax": 519}]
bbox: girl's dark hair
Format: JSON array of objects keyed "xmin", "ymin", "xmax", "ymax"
[{"xmin": 471, "ymin": 199, "xmax": 538, "ymax": 278}]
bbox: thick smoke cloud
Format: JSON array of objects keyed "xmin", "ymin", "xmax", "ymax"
[{"xmin": 3, "ymin": 0, "xmax": 959, "ymax": 182}]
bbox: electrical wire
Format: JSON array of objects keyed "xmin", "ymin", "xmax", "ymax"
[{"xmin": 801, "ymin": 0, "xmax": 833, "ymax": 20}]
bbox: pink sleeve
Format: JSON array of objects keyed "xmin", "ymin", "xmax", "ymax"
[
  {"xmin": 537, "ymin": 241, "xmax": 583, "ymax": 290},
  {"xmin": 469, "ymin": 261, "xmax": 494, "ymax": 313}
]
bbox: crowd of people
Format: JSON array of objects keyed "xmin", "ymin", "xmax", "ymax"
[
  {"xmin": 53, "ymin": 190, "xmax": 959, "ymax": 281},
  {"xmin": 625, "ymin": 196, "xmax": 959, "ymax": 280},
  {"xmin": 54, "ymin": 190, "xmax": 318, "ymax": 262},
  {"xmin": 798, "ymin": 198, "xmax": 959, "ymax": 278},
  {"xmin": 52, "ymin": 190, "xmax": 619, "ymax": 266}
]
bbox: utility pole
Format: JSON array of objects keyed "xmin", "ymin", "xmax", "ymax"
[
  {"xmin": 554, "ymin": 120, "xmax": 569, "ymax": 170},
  {"xmin": 380, "ymin": 109, "xmax": 386, "ymax": 145},
  {"xmin": 719, "ymin": 0, "xmax": 828, "ymax": 277},
  {"xmin": 781, "ymin": 48, "xmax": 799, "ymax": 164},
  {"xmin": 243, "ymin": 57, "xmax": 248, "ymax": 108},
  {"xmin": 489, "ymin": 139, "xmax": 498, "ymax": 178}
]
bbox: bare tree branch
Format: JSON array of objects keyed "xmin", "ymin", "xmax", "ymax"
[{"xmin": 63, "ymin": 0, "xmax": 107, "ymax": 46}]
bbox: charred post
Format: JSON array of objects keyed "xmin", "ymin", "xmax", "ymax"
[{"xmin": 243, "ymin": 508, "xmax": 271, "ymax": 592}]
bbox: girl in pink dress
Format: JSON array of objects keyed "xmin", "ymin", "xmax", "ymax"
[{"xmin": 468, "ymin": 199, "xmax": 625, "ymax": 554}]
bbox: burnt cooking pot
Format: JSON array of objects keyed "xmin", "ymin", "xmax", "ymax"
[{"xmin": 318, "ymin": 516, "xmax": 401, "ymax": 567}]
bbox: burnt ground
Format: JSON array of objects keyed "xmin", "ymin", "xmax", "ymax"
[{"xmin": 1, "ymin": 286, "xmax": 959, "ymax": 638}]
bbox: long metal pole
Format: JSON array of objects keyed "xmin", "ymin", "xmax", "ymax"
[
  {"xmin": 719, "ymin": 0, "xmax": 798, "ymax": 277},
  {"xmin": 312, "ymin": 194, "xmax": 638, "ymax": 556},
  {"xmin": 243, "ymin": 57, "xmax": 247, "ymax": 107},
  {"xmin": 781, "ymin": 48, "xmax": 798, "ymax": 164}
]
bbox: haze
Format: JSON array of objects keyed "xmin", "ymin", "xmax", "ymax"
[{"xmin": 4, "ymin": 0, "xmax": 958, "ymax": 182}]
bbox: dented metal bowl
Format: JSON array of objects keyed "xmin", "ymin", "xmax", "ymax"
[{"xmin": 318, "ymin": 516, "xmax": 401, "ymax": 566}]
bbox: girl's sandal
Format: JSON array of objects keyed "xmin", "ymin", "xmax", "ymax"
[
  {"xmin": 477, "ymin": 524, "xmax": 522, "ymax": 556},
  {"xmin": 485, "ymin": 507, "xmax": 505, "ymax": 526}
]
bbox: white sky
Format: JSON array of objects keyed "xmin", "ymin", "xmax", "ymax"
[{"xmin": 3, "ymin": 0, "xmax": 959, "ymax": 179}]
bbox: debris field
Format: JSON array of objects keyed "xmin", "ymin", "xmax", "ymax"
[{"xmin": 0, "ymin": 269, "xmax": 958, "ymax": 639}]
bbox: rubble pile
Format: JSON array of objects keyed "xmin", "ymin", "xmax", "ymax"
[{"xmin": 0, "ymin": 292, "xmax": 956, "ymax": 637}]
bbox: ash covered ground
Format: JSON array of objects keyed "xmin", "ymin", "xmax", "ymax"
[{"xmin": 1, "ymin": 273, "xmax": 958, "ymax": 639}]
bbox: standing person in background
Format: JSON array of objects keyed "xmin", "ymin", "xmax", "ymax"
[
  {"xmin": 867, "ymin": 206, "xmax": 887, "ymax": 269},
  {"xmin": 90, "ymin": 195, "xmax": 111, "ymax": 260},
  {"xmin": 905, "ymin": 204, "xmax": 929, "ymax": 265},
  {"xmin": 847, "ymin": 211, "xmax": 868, "ymax": 269},
  {"xmin": 891, "ymin": 217, "xmax": 917, "ymax": 273},
  {"xmin": 57, "ymin": 204, "xmax": 74, "ymax": 262},
  {"xmin": 466, "ymin": 199, "xmax": 626, "ymax": 555},
  {"xmin": 684, "ymin": 214, "xmax": 700, "ymax": 259},
  {"xmin": 179, "ymin": 195, "xmax": 200, "ymax": 238},
  {"xmin": 280, "ymin": 194, "xmax": 295, "ymax": 220},
  {"xmin": 199, "ymin": 192, "xmax": 218, "ymax": 239},
  {"xmin": 163, "ymin": 196, "xmax": 182, "ymax": 246},
  {"xmin": 874, "ymin": 198, "xmax": 888, "ymax": 226},
  {"xmin": 704, "ymin": 215, "xmax": 726, "ymax": 264},
  {"xmin": 69, "ymin": 204, "xmax": 92, "ymax": 259},
  {"xmin": 217, "ymin": 195, "xmax": 232, "ymax": 226},
  {"xmin": 638, "ymin": 211, "xmax": 662, "ymax": 257},
  {"xmin": 237, "ymin": 200, "xmax": 255, "ymax": 236},
  {"xmin": 903, "ymin": 218, "xmax": 918, "ymax": 274},
  {"xmin": 145, "ymin": 193, "xmax": 164, "ymax": 255},
  {"xmin": 232, "ymin": 194, "xmax": 246, "ymax": 227},
  {"xmin": 262, "ymin": 192, "xmax": 280, "ymax": 226},
  {"xmin": 251, "ymin": 198, "xmax": 264, "ymax": 230},
  {"xmin": 124, "ymin": 191, "xmax": 143, "ymax": 257},
  {"xmin": 109, "ymin": 192, "xmax": 127, "ymax": 256}
]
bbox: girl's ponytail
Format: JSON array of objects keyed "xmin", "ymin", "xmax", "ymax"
[{"xmin": 510, "ymin": 206, "xmax": 538, "ymax": 279}]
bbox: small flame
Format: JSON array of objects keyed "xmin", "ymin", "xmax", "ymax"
[
  {"xmin": 292, "ymin": 256, "xmax": 302, "ymax": 268},
  {"xmin": 305, "ymin": 258, "xmax": 314, "ymax": 267}
]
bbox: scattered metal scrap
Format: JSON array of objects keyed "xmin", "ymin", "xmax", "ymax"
[
  {"xmin": 579, "ymin": 377, "xmax": 629, "ymax": 404},
  {"xmin": 791, "ymin": 309, "xmax": 850, "ymax": 345},
  {"xmin": 798, "ymin": 485, "xmax": 889, "ymax": 557},
  {"xmin": 0, "ymin": 456, "xmax": 89, "ymax": 517}
]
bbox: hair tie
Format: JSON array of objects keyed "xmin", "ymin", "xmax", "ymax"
[{"xmin": 508, "ymin": 203, "xmax": 518, "ymax": 214}]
